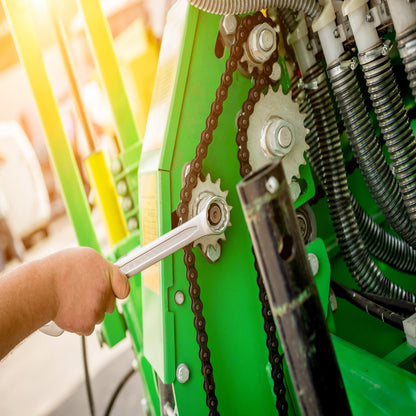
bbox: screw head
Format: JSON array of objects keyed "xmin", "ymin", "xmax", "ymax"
[
  {"xmin": 127, "ymin": 216, "xmax": 138, "ymax": 230},
  {"xmin": 176, "ymin": 363, "xmax": 190, "ymax": 383},
  {"xmin": 111, "ymin": 158, "xmax": 122, "ymax": 174},
  {"xmin": 174, "ymin": 290, "xmax": 185, "ymax": 305},
  {"xmin": 265, "ymin": 176, "xmax": 279, "ymax": 194},
  {"xmin": 117, "ymin": 180, "xmax": 128, "ymax": 196},
  {"xmin": 122, "ymin": 197, "xmax": 133, "ymax": 211},
  {"xmin": 307, "ymin": 252, "xmax": 320, "ymax": 276}
]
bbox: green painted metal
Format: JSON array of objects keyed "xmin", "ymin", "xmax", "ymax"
[
  {"xmin": 139, "ymin": 4, "xmax": 315, "ymax": 414},
  {"xmin": 101, "ymin": 310, "xmax": 126, "ymax": 347},
  {"xmin": 13, "ymin": 0, "xmax": 416, "ymax": 413},
  {"xmin": 75, "ymin": 0, "xmax": 141, "ymax": 153},
  {"xmin": 333, "ymin": 335, "xmax": 416, "ymax": 415},
  {"xmin": 2, "ymin": 0, "xmax": 99, "ymax": 251}
]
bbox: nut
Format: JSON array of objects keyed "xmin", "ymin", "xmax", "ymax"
[
  {"xmin": 261, "ymin": 117, "xmax": 295, "ymax": 159},
  {"xmin": 248, "ymin": 23, "xmax": 277, "ymax": 63}
]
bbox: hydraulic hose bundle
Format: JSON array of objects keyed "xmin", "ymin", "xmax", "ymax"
[
  {"xmin": 327, "ymin": 55, "xmax": 416, "ymax": 248},
  {"xmin": 302, "ymin": 63, "xmax": 415, "ymax": 301}
]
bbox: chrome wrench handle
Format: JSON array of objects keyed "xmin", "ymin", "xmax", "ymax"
[
  {"xmin": 40, "ymin": 194, "xmax": 230, "ymax": 336},
  {"xmin": 115, "ymin": 195, "xmax": 230, "ymax": 277}
]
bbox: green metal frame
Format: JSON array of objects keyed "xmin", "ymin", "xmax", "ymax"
[{"xmin": 8, "ymin": 0, "xmax": 416, "ymax": 414}]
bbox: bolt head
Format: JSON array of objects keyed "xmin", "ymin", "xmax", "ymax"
[
  {"xmin": 262, "ymin": 117, "xmax": 295, "ymax": 159},
  {"xmin": 111, "ymin": 158, "xmax": 122, "ymax": 174},
  {"xmin": 265, "ymin": 176, "xmax": 279, "ymax": 194},
  {"xmin": 175, "ymin": 290, "xmax": 185, "ymax": 305},
  {"xmin": 248, "ymin": 23, "xmax": 276, "ymax": 63},
  {"xmin": 307, "ymin": 252, "xmax": 320, "ymax": 276},
  {"xmin": 277, "ymin": 125, "xmax": 293, "ymax": 148},
  {"xmin": 117, "ymin": 180, "xmax": 128, "ymax": 196},
  {"xmin": 259, "ymin": 29, "xmax": 275, "ymax": 51},
  {"xmin": 127, "ymin": 216, "xmax": 138, "ymax": 231},
  {"xmin": 122, "ymin": 197, "xmax": 133, "ymax": 211},
  {"xmin": 222, "ymin": 15, "xmax": 237, "ymax": 35},
  {"xmin": 176, "ymin": 363, "xmax": 190, "ymax": 383}
]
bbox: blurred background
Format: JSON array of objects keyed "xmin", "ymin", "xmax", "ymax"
[{"xmin": 0, "ymin": 0, "xmax": 174, "ymax": 414}]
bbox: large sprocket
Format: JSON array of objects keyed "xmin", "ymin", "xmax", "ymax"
[{"xmin": 247, "ymin": 86, "xmax": 308, "ymax": 185}]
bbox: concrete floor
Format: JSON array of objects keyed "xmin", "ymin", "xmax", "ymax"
[{"xmin": 0, "ymin": 212, "xmax": 145, "ymax": 416}]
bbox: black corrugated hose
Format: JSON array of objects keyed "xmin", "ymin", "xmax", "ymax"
[{"xmin": 303, "ymin": 62, "xmax": 415, "ymax": 301}]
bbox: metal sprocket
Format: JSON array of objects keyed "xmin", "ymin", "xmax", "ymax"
[
  {"xmin": 187, "ymin": 173, "xmax": 231, "ymax": 252},
  {"xmin": 247, "ymin": 86, "xmax": 308, "ymax": 182}
]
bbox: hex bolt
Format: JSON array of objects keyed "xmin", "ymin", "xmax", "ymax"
[
  {"xmin": 307, "ymin": 252, "xmax": 320, "ymax": 276},
  {"xmin": 249, "ymin": 23, "xmax": 276, "ymax": 63},
  {"xmin": 259, "ymin": 29, "xmax": 274, "ymax": 51},
  {"xmin": 262, "ymin": 118, "xmax": 295, "ymax": 159},
  {"xmin": 222, "ymin": 14, "xmax": 237, "ymax": 35},
  {"xmin": 277, "ymin": 125, "xmax": 293, "ymax": 149},
  {"xmin": 174, "ymin": 290, "xmax": 185, "ymax": 305},
  {"xmin": 265, "ymin": 176, "xmax": 279, "ymax": 194},
  {"xmin": 176, "ymin": 363, "xmax": 190, "ymax": 384}
]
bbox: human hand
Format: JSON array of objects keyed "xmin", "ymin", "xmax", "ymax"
[{"xmin": 43, "ymin": 247, "xmax": 130, "ymax": 336}]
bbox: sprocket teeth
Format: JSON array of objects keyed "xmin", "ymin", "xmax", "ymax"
[
  {"xmin": 246, "ymin": 85, "xmax": 308, "ymax": 185},
  {"xmin": 188, "ymin": 173, "xmax": 231, "ymax": 255}
]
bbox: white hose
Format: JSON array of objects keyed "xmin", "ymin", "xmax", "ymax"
[{"xmin": 188, "ymin": 0, "xmax": 322, "ymax": 19}]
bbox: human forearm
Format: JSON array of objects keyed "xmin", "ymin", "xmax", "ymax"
[
  {"xmin": 0, "ymin": 247, "xmax": 130, "ymax": 360},
  {"xmin": 0, "ymin": 259, "xmax": 55, "ymax": 359}
]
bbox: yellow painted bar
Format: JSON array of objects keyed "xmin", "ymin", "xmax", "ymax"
[
  {"xmin": 76, "ymin": 0, "xmax": 141, "ymax": 152},
  {"xmin": 85, "ymin": 150, "xmax": 129, "ymax": 247},
  {"xmin": 2, "ymin": 0, "xmax": 100, "ymax": 250}
]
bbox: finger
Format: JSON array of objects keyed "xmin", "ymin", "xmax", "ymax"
[
  {"xmin": 110, "ymin": 266, "xmax": 130, "ymax": 299},
  {"xmin": 105, "ymin": 295, "xmax": 116, "ymax": 315}
]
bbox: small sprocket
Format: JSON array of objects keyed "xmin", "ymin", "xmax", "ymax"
[
  {"xmin": 187, "ymin": 173, "xmax": 232, "ymax": 258},
  {"xmin": 246, "ymin": 85, "xmax": 308, "ymax": 186}
]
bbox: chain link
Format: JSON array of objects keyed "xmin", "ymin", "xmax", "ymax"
[
  {"xmin": 176, "ymin": 11, "xmax": 287, "ymax": 415},
  {"xmin": 234, "ymin": 20, "xmax": 288, "ymax": 414}
]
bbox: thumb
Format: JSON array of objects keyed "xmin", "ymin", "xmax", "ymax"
[{"xmin": 110, "ymin": 266, "xmax": 130, "ymax": 299}]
